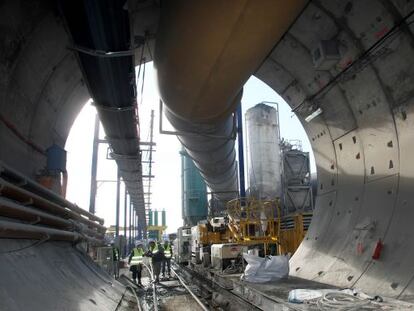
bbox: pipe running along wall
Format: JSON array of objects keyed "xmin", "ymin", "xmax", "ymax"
[
  {"xmin": 154, "ymin": 0, "xmax": 414, "ymax": 301},
  {"xmin": 154, "ymin": 0, "xmax": 307, "ymax": 201},
  {"xmin": 59, "ymin": 0, "xmax": 147, "ymax": 234}
]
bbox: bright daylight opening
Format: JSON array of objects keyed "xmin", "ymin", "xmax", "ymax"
[
  {"xmin": 65, "ymin": 63, "xmax": 316, "ymax": 236},
  {"xmin": 5, "ymin": 2, "xmax": 414, "ymax": 309}
]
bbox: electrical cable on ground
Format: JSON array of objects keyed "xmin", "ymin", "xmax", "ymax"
[
  {"xmin": 142, "ymin": 262, "xmax": 158, "ymax": 311},
  {"xmin": 114, "ymin": 289, "xmax": 127, "ymax": 311},
  {"xmin": 316, "ymin": 292, "xmax": 377, "ymax": 311},
  {"xmin": 126, "ymin": 285, "xmax": 143, "ymax": 311}
]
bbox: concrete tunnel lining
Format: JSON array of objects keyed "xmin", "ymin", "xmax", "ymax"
[
  {"xmin": 254, "ymin": 0, "xmax": 414, "ymax": 300},
  {"xmin": 0, "ymin": 0, "xmax": 414, "ymax": 305},
  {"xmin": 0, "ymin": 0, "xmax": 89, "ymax": 176},
  {"xmin": 0, "ymin": 239, "xmax": 126, "ymax": 311},
  {"xmin": 0, "ymin": 2, "xmax": 130, "ymax": 309}
]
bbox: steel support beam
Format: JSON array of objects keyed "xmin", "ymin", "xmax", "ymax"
[
  {"xmin": 115, "ymin": 168, "xmax": 121, "ymax": 237},
  {"xmin": 89, "ymin": 113, "xmax": 100, "ymax": 214}
]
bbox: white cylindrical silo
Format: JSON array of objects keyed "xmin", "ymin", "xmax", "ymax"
[{"xmin": 246, "ymin": 103, "xmax": 282, "ymax": 200}]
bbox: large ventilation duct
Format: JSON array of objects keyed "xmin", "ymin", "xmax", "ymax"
[
  {"xmin": 163, "ymin": 99, "xmax": 239, "ymax": 201},
  {"xmin": 59, "ymin": 0, "xmax": 146, "ymax": 233},
  {"xmin": 154, "ymin": 0, "xmax": 307, "ymax": 201}
]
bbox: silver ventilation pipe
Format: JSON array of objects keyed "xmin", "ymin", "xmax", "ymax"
[
  {"xmin": 154, "ymin": 0, "xmax": 307, "ymax": 201},
  {"xmin": 163, "ymin": 97, "xmax": 240, "ymax": 201}
]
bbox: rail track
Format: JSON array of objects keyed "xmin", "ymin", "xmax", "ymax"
[
  {"xmin": 170, "ymin": 265, "xmax": 210, "ymax": 311},
  {"xmin": 120, "ymin": 262, "xmax": 262, "ymax": 310},
  {"xmin": 171, "ymin": 262, "xmax": 261, "ymax": 311}
]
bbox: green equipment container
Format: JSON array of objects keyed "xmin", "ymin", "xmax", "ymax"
[
  {"xmin": 154, "ymin": 210, "xmax": 158, "ymax": 226},
  {"xmin": 148, "ymin": 209, "xmax": 153, "ymax": 226},
  {"xmin": 180, "ymin": 149, "xmax": 208, "ymax": 226}
]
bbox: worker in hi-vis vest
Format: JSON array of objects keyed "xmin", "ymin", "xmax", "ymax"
[
  {"xmin": 145, "ymin": 240, "xmax": 164, "ymax": 283},
  {"xmin": 162, "ymin": 240, "xmax": 173, "ymax": 278},
  {"xmin": 128, "ymin": 242, "xmax": 145, "ymax": 285}
]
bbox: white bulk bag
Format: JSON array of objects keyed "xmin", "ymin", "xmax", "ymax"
[{"xmin": 242, "ymin": 253, "xmax": 289, "ymax": 283}]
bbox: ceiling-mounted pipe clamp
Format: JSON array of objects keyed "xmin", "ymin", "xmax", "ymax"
[
  {"xmin": 67, "ymin": 44, "xmax": 138, "ymax": 58},
  {"xmin": 123, "ymin": 178, "xmax": 141, "ymax": 183},
  {"xmin": 94, "ymin": 104, "xmax": 136, "ymax": 112},
  {"xmin": 110, "ymin": 152, "xmax": 140, "ymax": 160},
  {"xmin": 158, "ymin": 100, "xmax": 237, "ymax": 141}
]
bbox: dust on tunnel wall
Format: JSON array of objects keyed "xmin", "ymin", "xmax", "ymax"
[
  {"xmin": 255, "ymin": 0, "xmax": 414, "ymax": 299},
  {"xmin": 0, "ymin": 0, "xmax": 89, "ymax": 178}
]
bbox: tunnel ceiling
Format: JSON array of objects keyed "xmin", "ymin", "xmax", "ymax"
[{"xmin": 1, "ymin": 0, "xmax": 414, "ymax": 300}]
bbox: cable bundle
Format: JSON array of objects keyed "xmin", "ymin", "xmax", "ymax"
[{"xmin": 316, "ymin": 292, "xmax": 376, "ymax": 310}]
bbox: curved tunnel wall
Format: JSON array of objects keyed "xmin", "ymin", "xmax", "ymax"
[
  {"xmin": 0, "ymin": 1, "xmax": 88, "ymax": 177},
  {"xmin": 255, "ymin": 0, "xmax": 414, "ymax": 299},
  {"xmin": 0, "ymin": 0, "xmax": 147, "ymax": 233},
  {"xmin": 0, "ymin": 3, "xmax": 138, "ymax": 308},
  {"xmin": 1, "ymin": 0, "xmax": 414, "ymax": 302}
]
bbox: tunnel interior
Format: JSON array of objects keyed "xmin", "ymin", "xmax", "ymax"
[
  {"xmin": 1, "ymin": 0, "xmax": 414, "ymax": 306},
  {"xmin": 254, "ymin": 0, "xmax": 414, "ymax": 299}
]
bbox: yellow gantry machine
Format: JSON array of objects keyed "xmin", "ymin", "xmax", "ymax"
[
  {"xmin": 226, "ymin": 198, "xmax": 280, "ymax": 249},
  {"xmin": 225, "ymin": 197, "xmax": 311, "ymax": 255},
  {"xmin": 192, "ymin": 197, "xmax": 311, "ymax": 256}
]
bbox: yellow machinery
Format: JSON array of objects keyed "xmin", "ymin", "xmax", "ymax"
[
  {"xmin": 226, "ymin": 197, "xmax": 281, "ymax": 255},
  {"xmin": 189, "ymin": 198, "xmax": 312, "ymax": 259},
  {"xmin": 278, "ymin": 213, "xmax": 312, "ymax": 255},
  {"xmin": 193, "ymin": 223, "xmax": 222, "ymax": 245},
  {"xmin": 226, "ymin": 198, "xmax": 311, "ymax": 255},
  {"xmin": 147, "ymin": 225, "xmax": 167, "ymax": 241}
]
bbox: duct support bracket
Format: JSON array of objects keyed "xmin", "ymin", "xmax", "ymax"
[{"xmin": 67, "ymin": 44, "xmax": 140, "ymax": 58}]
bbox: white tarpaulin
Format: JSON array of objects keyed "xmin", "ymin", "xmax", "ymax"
[{"xmin": 241, "ymin": 253, "xmax": 289, "ymax": 283}]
